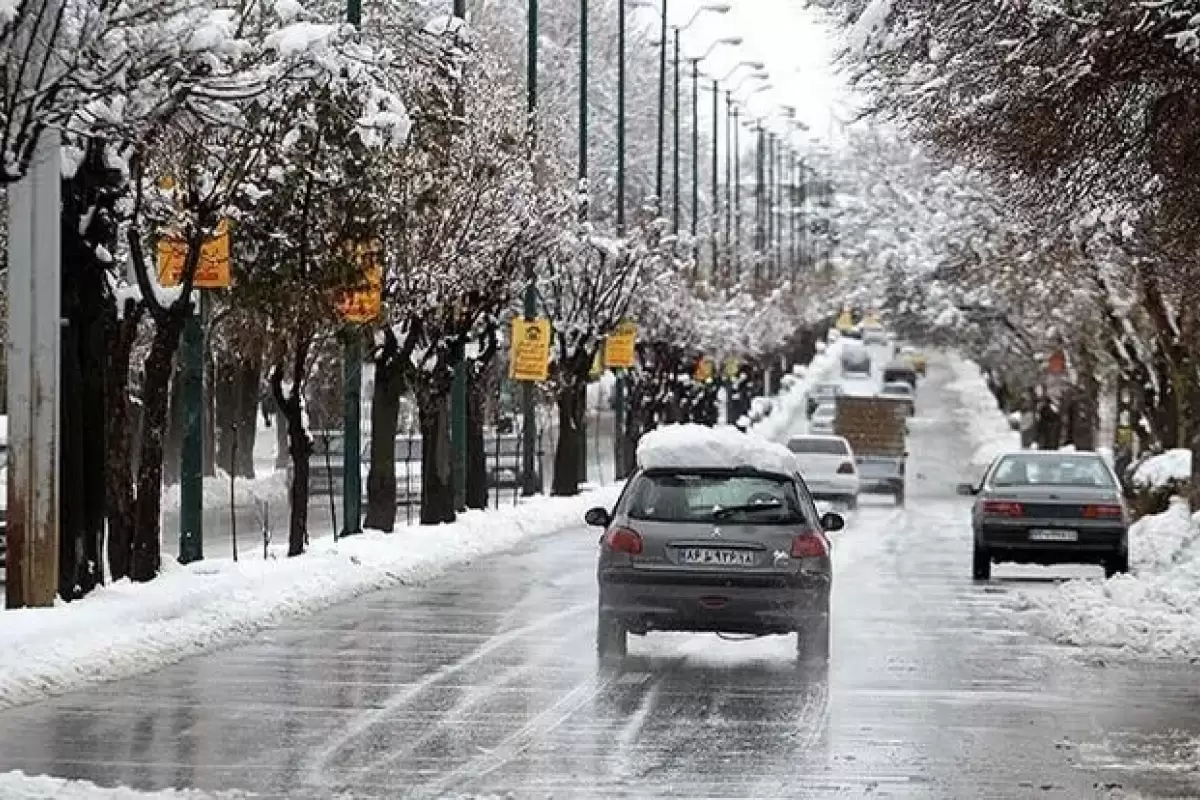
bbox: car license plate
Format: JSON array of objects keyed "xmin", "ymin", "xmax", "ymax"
[
  {"xmin": 680, "ymin": 548, "xmax": 757, "ymax": 566},
  {"xmin": 1029, "ymin": 529, "xmax": 1078, "ymax": 542}
]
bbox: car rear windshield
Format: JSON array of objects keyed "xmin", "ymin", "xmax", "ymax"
[
  {"xmin": 625, "ymin": 471, "xmax": 805, "ymax": 524},
  {"xmin": 882, "ymin": 385, "xmax": 910, "ymax": 395},
  {"xmin": 991, "ymin": 455, "xmax": 1116, "ymax": 488},
  {"xmin": 788, "ymin": 438, "xmax": 848, "ymax": 455}
]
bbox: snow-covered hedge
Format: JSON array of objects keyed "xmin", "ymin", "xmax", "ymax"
[
  {"xmin": 946, "ymin": 355, "xmax": 1020, "ymax": 467},
  {"xmin": 0, "ymin": 485, "xmax": 621, "ymax": 711},
  {"xmin": 1010, "ymin": 498, "xmax": 1200, "ymax": 658},
  {"xmin": 1133, "ymin": 449, "xmax": 1191, "ymax": 489},
  {"xmin": 750, "ymin": 335, "xmax": 845, "ymax": 444}
]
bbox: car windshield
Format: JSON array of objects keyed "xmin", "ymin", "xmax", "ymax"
[
  {"xmin": 991, "ymin": 455, "xmax": 1116, "ymax": 488},
  {"xmin": 625, "ymin": 471, "xmax": 805, "ymax": 524},
  {"xmin": 788, "ymin": 438, "xmax": 849, "ymax": 455}
]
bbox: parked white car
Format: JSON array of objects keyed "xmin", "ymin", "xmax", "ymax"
[
  {"xmin": 787, "ymin": 434, "xmax": 860, "ymax": 509},
  {"xmin": 809, "ymin": 403, "xmax": 837, "ymax": 435}
]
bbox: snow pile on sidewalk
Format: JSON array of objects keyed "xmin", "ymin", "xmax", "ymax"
[
  {"xmin": 1011, "ymin": 498, "xmax": 1200, "ymax": 658},
  {"xmin": 0, "ymin": 485, "xmax": 621, "ymax": 711},
  {"xmin": 946, "ymin": 355, "xmax": 1020, "ymax": 466},
  {"xmin": 161, "ymin": 469, "xmax": 290, "ymax": 514},
  {"xmin": 0, "ymin": 771, "xmax": 245, "ymax": 799},
  {"xmin": 1133, "ymin": 449, "xmax": 1191, "ymax": 490},
  {"xmin": 752, "ymin": 334, "xmax": 845, "ymax": 443},
  {"xmin": 638, "ymin": 423, "xmax": 798, "ymax": 475}
]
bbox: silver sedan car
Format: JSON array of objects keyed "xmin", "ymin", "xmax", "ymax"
[
  {"xmin": 958, "ymin": 451, "xmax": 1130, "ymax": 580},
  {"xmin": 586, "ymin": 466, "xmax": 844, "ymax": 663}
]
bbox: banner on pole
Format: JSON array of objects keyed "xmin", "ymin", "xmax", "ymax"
[
  {"xmin": 337, "ymin": 241, "xmax": 384, "ymax": 323},
  {"xmin": 157, "ymin": 220, "xmax": 232, "ymax": 289},
  {"xmin": 604, "ymin": 321, "xmax": 638, "ymax": 368},
  {"xmin": 723, "ymin": 357, "xmax": 740, "ymax": 379},
  {"xmin": 835, "ymin": 309, "xmax": 854, "ymax": 332},
  {"xmin": 694, "ymin": 356, "xmax": 715, "ymax": 382},
  {"xmin": 510, "ymin": 317, "xmax": 552, "ymax": 381}
]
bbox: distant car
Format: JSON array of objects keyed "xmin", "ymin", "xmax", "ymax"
[
  {"xmin": 900, "ymin": 346, "xmax": 927, "ymax": 376},
  {"xmin": 809, "ymin": 403, "xmax": 837, "ymax": 435},
  {"xmin": 807, "ymin": 382, "xmax": 843, "ymax": 418},
  {"xmin": 882, "ymin": 360, "xmax": 918, "ymax": 389},
  {"xmin": 588, "ymin": 434, "xmax": 843, "ymax": 663},
  {"xmin": 787, "ymin": 435, "xmax": 860, "ymax": 510},
  {"xmin": 862, "ymin": 325, "xmax": 887, "ymax": 346},
  {"xmin": 958, "ymin": 451, "xmax": 1130, "ymax": 580},
  {"xmin": 880, "ymin": 381, "xmax": 915, "ymax": 416}
]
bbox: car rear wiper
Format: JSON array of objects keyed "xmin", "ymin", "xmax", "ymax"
[{"xmin": 712, "ymin": 501, "xmax": 783, "ymax": 520}]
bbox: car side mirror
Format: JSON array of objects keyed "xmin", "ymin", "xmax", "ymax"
[
  {"xmin": 955, "ymin": 483, "xmax": 978, "ymax": 496},
  {"xmin": 820, "ymin": 512, "xmax": 845, "ymax": 532},
  {"xmin": 584, "ymin": 507, "xmax": 611, "ymax": 527}
]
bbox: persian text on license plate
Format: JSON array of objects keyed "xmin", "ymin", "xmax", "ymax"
[
  {"xmin": 1029, "ymin": 529, "xmax": 1078, "ymax": 542},
  {"xmin": 680, "ymin": 548, "xmax": 757, "ymax": 566}
]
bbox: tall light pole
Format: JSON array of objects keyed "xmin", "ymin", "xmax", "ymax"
[
  {"xmin": 521, "ymin": 0, "xmax": 540, "ymax": 495},
  {"xmin": 340, "ymin": 0, "xmax": 365, "ymax": 534},
  {"xmin": 724, "ymin": 71, "xmax": 767, "ymax": 285},
  {"xmin": 614, "ymin": 0, "xmax": 628, "ymax": 478},
  {"xmin": 655, "ymin": 0, "xmax": 668, "ymax": 213}
]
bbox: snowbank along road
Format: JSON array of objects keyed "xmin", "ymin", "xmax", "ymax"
[{"xmin": 1, "ymin": 351, "xmax": 1200, "ymax": 798}]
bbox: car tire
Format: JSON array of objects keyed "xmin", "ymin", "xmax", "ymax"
[
  {"xmin": 846, "ymin": 495, "xmax": 858, "ymax": 511},
  {"xmin": 972, "ymin": 545, "xmax": 991, "ymax": 581},
  {"xmin": 1105, "ymin": 552, "xmax": 1129, "ymax": 578},
  {"xmin": 796, "ymin": 614, "xmax": 830, "ymax": 663},
  {"xmin": 596, "ymin": 610, "xmax": 627, "ymax": 660},
  {"xmin": 894, "ymin": 488, "xmax": 905, "ymax": 507}
]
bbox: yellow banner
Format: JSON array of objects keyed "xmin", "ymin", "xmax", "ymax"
[
  {"xmin": 510, "ymin": 317, "xmax": 552, "ymax": 381},
  {"xmin": 835, "ymin": 309, "xmax": 854, "ymax": 331},
  {"xmin": 694, "ymin": 356, "xmax": 714, "ymax": 382},
  {"xmin": 589, "ymin": 348, "xmax": 604, "ymax": 380},
  {"xmin": 337, "ymin": 241, "xmax": 384, "ymax": 323},
  {"xmin": 723, "ymin": 357, "xmax": 740, "ymax": 379},
  {"xmin": 157, "ymin": 221, "xmax": 231, "ymax": 289},
  {"xmin": 604, "ymin": 321, "xmax": 637, "ymax": 368}
]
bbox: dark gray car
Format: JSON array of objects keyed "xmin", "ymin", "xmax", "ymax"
[
  {"xmin": 586, "ymin": 466, "xmax": 844, "ymax": 663},
  {"xmin": 958, "ymin": 451, "xmax": 1129, "ymax": 580}
]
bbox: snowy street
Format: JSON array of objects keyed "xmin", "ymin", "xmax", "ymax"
[{"xmin": 1, "ymin": 356, "xmax": 1199, "ymax": 798}]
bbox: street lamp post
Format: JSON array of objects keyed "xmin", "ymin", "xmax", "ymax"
[
  {"xmin": 672, "ymin": 28, "xmax": 681, "ymax": 234},
  {"xmin": 710, "ymin": 78, "xmax": 719, "ymax": 282},
  {"xmin": 340, "ymin": 0, "xmax": 365, "ymax": 535},
  {"xmin": 521, "ymin": 0, "xmax": 540, "ymax": 495},
  {"xmin": 614, "ymin": 0, "xmax": 628, "ymax": 478},
  {"xmin": 655, "ymin": 0, "xmax": 668, "ymax": 213}
]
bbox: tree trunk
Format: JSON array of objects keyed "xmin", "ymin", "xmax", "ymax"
[
  {"xmin": 418, "ymin": 388, "xmax": 455, "ymax": 525},
  {"xmin": 365, "ymin": 354, "xmax": 403, "ymax": 532},
  {"xmin": 552, "ymin": 382, "xmax": 586, "ymax": 496},
  {"xmin": 163, "ymin": 358, "xmax": 184, "ymax": 485},
  {"xmin": 215, "ymin": 354, "xmax": 261, "ymax": 478},
  {"xmin": 131, "ymin": 310, "xmax": 188, "ymax": 582},
  {"xmin": 105, "ymin": 299, "xmax": 142, "ymax": 583},
  {"xmin": 236, "ymin": 358, "xmax": 261, "ymax": 478},
  {"xmin": 465, "ymin": 373, "xmax": 488, "ymax": 509},
  {"xmin": 203, "ymin": 348, "xmax": 216, "ymax": 477},
  {"xmin": 271, "ymin": 367, "xmax": 311, "ymax": 557}
]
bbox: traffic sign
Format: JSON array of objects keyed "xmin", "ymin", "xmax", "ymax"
[
  {"xmin": 604, "ymin": 321, "xmax": 638, "ymax": 368},
  {"xmin": 510, "ymin": 317, "xmax": 552, "ymax": 381}
]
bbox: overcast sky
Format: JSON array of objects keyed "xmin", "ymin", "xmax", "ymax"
[{"xmin": 635, "ymin": 0, "xmax": 856, "ymax": 150}]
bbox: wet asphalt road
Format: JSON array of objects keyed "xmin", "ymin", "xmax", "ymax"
[{"xmin": 2, "ymin": 358, "xmax": 1200, "ymax": 798}]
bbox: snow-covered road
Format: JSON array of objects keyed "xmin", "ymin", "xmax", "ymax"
[{"xmin": 1, "ymin": 355, "xmax": 1199, "ymax": 798}]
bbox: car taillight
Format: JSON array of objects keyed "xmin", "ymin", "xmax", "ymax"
[
  {"xmin": 604, "ymin": 527, "xmax": 643, "ymax": 555},
  {"xmin": 791, "ymin": 531, "xmax": 828, "ymax": 559},
  {"xmin": 981, "ymin": 500, "xmax": 1024, "ymax": 517},
  {"xmin": 836, "ymin": 461, "xmax": 855, "ymax": 475},
  {"xmin": 1082, "ymin": 504, "xmax": 1123, "ymax": 519}
]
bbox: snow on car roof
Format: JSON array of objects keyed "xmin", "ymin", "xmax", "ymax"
[{"xmin": 637, "ymin": 424, "xmax": 799, "ymax": 476}]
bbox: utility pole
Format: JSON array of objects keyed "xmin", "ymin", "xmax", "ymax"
[
  {"xmin": 710, "ymin": 79, "xmax": 719, "ymax": 282},
  {"xmin": 654, "ymin": 0, "xmax": 668, "ymax": 214},
  {"xmin": 578, "ymin": 0, "xmax": 588, "ymax": 479},
  {"xmin": 450, "ymin": 0, "xmax": 468, "ymax": 511},
  {"xmin": 6, "ymin": 16, "xmax": 62, "ymax": 605},
  {"xmin": 754, "ymin": 122, "xmax": 765, "ymax": 288},
  {"xmin": 724, "ymin": 91, "xmax": 733, "ymax": 284},
  {"xmin": 613, "ymin": 0, "xmax": 629, "ymax": 480},
  {"xmin": 732, "ymin": 107, "xmax": 741, "ymax": 284},
  {"xmin": 690, "ymin": 58, "xmax": 699, "ymax": 274},
  {"xmin": 521, "ymin": 0, "xmax": 541, "ymax": 496},
  {"xmin": 671, "ymin": 28, "xmax": 681, "ymax": 234},
  {"xmin": 179, "ymin": 293, "xmax": 205, "ymax": 563},
  {"xmin": 341, "ymin": 0, "xmax": 365, "ymax": 533}
]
